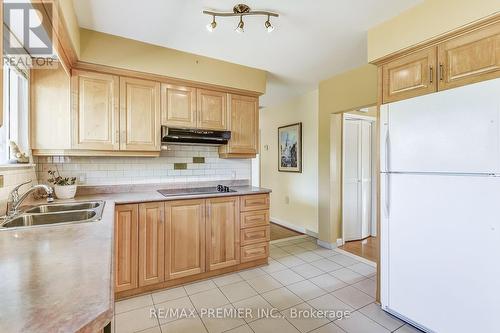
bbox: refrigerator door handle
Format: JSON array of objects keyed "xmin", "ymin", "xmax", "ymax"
[
  {"xmin": 385, "ymin": 128, "xmax": 391, "ymax": 172},
  {"xmin": 385, "ymin": 174, "xmax": 391, "ymax": 218}
]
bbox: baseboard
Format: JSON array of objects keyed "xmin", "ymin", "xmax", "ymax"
[
  {"xmin": 317, "ymin": 239, "xmax": 337, "ymax": 249},
  {"xmin": 270, "ymin": 217, "xmax": 319, "ymax": 238}
]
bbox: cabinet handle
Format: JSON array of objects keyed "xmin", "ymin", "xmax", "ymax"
[
  {"xmin": 439, "ymin": 64, "xmax": 444, "ymax": 81},
  {"xmin": 429, "ymin": 66, "xmax": 433, "ymax": 84}
]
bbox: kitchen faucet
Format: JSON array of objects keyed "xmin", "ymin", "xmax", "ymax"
[{"xmin": 5, "ymin": 180, "xmax": 54, "ymax": 217}]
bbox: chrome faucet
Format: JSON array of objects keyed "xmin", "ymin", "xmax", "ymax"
[{"xmin": 5, "ymin": 180, "xmax": 54, "ymax": 217}]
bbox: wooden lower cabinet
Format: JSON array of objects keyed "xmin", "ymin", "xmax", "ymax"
[
  {"xmin": 165, "ymin": 199, "xmax": 206, "ymax": 280},
  {"xmin": 115, "ymin": 204, "xmax": 139, "ymax": 292},
  {"xmin": 114, "ymin": 193, "xmax": 270, "ymax": 298},
  {"xmin": 138, "ymin": 202, "xmax": 164, "ymax": 287},
  {"xmin": 206, "ymin": 197, "xmax": 240, "ymax": 271}
]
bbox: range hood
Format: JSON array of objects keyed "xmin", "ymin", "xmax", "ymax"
[{"xmin": 161, "ymin": 126, "xmax": 231, "ymax": 146}]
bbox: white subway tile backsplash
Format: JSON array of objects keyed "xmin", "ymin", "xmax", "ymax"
[{"xmin": 34, "ymin": 146, "xmax": 251, "ymax": 186}]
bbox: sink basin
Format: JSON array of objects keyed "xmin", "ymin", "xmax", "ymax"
[
  {"xmin": 0, "ymin": 201, "xmax": 105, "ymax": 230},
  {"xmin": 25, "ymin": 202, "xmax": 102, "ymax": 213},
  {"xmin": 2, "ymin": 211, "xmax": 98, "ymax": 228}
]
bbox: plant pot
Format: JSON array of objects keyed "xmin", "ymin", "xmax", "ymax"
[{"xmin": 54, "ymin": 185, "xmax": 77, "ymax": 199}]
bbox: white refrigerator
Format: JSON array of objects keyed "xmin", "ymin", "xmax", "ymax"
[{"xmin": 380, "ymin": 78, "xmax": 500, "ymax": 333}]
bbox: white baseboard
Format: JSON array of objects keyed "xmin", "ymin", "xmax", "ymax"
[
  {"xmin": 270, "ymin": 217, "xmax": 319, "ymax": 238},
  {"xmin": 317, "ymin": 239, "xmax": 337, "ymax": 249}
]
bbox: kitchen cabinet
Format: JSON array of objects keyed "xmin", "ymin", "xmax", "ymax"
[
  {"xmin": 241, "ymin": 242, "xmax": 269, "ymax": 263},
  {"xmin": 205, "ymin": 197, "xmax": 240, "ymax": 271},
  {"xmin": 438, "ymin": 21, "xmax": 500, "ymax": 91},
  {"xmin": 382, "ymin": 48, "xmax": 437, "ymax": 103},
  {"xmin": 138, "ymin": 202, "xmax": 165, "ymax": 287},
  {"xmin": 219, "ymin": 94, "xmax": 259, "ymax": 158},
  {"xmin": 161, "ymin": 84, "xmax": 197, "ymax": 128},
  {"xmin": 240, "ymin": 226, "xmax": 270, "ymax": 246},
  {"xmin": 165, "ymin": 199, "xmax": 206, "ymax": 280},
  {"xmin": 240, "ymin": 194, "xmax": 269, "ymax": 212},
  {"xmin": 196, "ymin": 89, "xmax": 227, "ymax": 130},
  {"xmin": 120, "ymin": 77, "xmax": 161, "ymax": 151},
  {"xmin": 240, "ymin": 210, "xmax": 269, "ymax": 229},
  {"xmin": 71, "ymin": 70, "xmax": 120, "ymax": 150},
  {"xmin": 115, "ymin": 204, "xmax": 139, "ymax": 292}
]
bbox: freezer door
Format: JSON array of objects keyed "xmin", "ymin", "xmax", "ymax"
[
  {"xmin": 381, "ymin": 173, "xmax": 500, "ymax": 333},
  {"xmin": 386, "ymin": 79, "xmax": 500, "ymax": 173}
]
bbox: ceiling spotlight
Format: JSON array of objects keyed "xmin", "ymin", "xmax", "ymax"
[
  {"xmin": 206, "ymin": 15, "xmax": 217, "ymax": 32},
  {"xmin": 265, "ymin": 15, "xmax": 274, "ymax": 33},
  {"xmin": 235, "ymin": 16, "xmax": 244, "ymax": 33}
]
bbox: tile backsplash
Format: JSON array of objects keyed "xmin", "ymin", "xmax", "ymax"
[
  {"xmin": 34, "ymin": 145, "xmax": 252, "ymax": 186},
  {"xmin": 0, "ymin": 166, "xmax": 37, "ymax": 214}
]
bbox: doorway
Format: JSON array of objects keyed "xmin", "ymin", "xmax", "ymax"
[{"xmin": 341, "ymin": 113, "xmax": 377, "ymax": 258}]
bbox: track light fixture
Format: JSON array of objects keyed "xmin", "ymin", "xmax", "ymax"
[
  {"xmin": 206, "ymin": 15, "xmax": 217, "ymax": 32},
  {"xmin": 203, "ymin": 4, "xmax": 278, "ymax": 33}
]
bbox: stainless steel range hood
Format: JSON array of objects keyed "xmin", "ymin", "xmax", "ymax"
[{"xmin": 161, "ymin": 126, "xmax": 231, "ymax": 146}]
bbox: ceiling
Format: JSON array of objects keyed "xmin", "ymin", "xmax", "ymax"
[{"xmin": 72, "ymin": 0, "xmax": 422, "ymax": 107}]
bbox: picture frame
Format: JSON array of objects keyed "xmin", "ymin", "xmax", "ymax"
[{"xmin": 278, "ymin": 122, "xmax": 302, "ymax": 173}]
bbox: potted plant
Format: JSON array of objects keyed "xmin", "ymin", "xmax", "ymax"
[{"xmin": 47, "ymin": 170, "xmax": 77, "ymax": 199}]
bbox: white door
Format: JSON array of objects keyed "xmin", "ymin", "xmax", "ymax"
[
  {"xmin": 381, "ymin": 173, "xmax": 500, "ymax": 333},
  {"xmin": 343, "ymin": 118, "xmax": 372, "ymax": 241},
  {"xmin": 383, "ymin": 78, "xmax": 500, "ymax": 174}
]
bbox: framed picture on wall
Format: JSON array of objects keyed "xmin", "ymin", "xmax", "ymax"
[{"xmin": 278, "ymin": 122, "xmax": 302, "ymax": 173}]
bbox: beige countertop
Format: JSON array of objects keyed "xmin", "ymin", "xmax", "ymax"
[{"xmin": 0, "ymin": 186, "xmax": 270, "ymax": 333}]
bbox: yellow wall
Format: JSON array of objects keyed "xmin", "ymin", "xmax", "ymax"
[
  {"xmin": 58, "ymin": 0, "xmax": 80, "ymax": 57},
  {"xmin": 260, "ymin": 90, "xmax": 319, "ymax": 234},
  {"xmin": 368, "ymin": 0, "xmax": 500, "ymax": 61},
  {"xmin": 318, "ymin": 64, "xmax": 378, "ymax": 244},
  {"xmin": 79, "ymin": 29, "xmax": 267, "ymax": 94}
]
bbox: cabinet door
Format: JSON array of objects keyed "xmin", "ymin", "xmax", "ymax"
[
  {"xmin": 382, "ymin": 48, "xmax": 437, "ymax": 103},
  {"xmin": 138, "ymin": 202, "xmax": 165, "ymax": 287},
  {"xmin": 196, "ymin": 89, "xmax": 227, "ymax": 130},
  {"xmin": 165, "ymin": 199, "xmax": 206, "ymax": 280},
  {"xmin": 161, "ymin": 84, "xmax": 197, "ymax": 128},
  {"xmin": 221, "ymin": 94, "xmax": 258, "ymax": 156},
  {"xmin": 206, "ymin": 197, "xmax": 240, "ymax": 271},
  {"xmin": 438, "ymin": 21, "xmax": 500, "ymax": 91},
  {"xmin": 71, "ymin": 70, "xmax": 119, "ymax": 150},
  {"xmin": 120, "ymin": 77, "xmax": 161, "ymax": 151},
  {"xmin": 115, "ymin": 204, "xmax": 139, "ymax": 292}
]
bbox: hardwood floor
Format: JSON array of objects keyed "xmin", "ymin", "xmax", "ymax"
[
  {"xmin": 270, "ymin": 222, "xmax": 303, "ymax": 241},
  {"xmin": 339, "ymin": 236, "xmax": 378, "ymax": 262}
]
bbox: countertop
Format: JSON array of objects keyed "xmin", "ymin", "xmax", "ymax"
[{"xmin": 0, "ymin": 186, "xmax": 270, "ymax": 333}]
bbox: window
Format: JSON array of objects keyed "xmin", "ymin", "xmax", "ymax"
[{"xmin": 0, "ymin": 65, "xmax": 29, "ymax": 164}]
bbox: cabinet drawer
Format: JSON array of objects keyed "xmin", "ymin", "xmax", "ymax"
[
  {"xmin": 240, "ymin": 210, "xmax": 269, "ymax": 229},
  {"xmin": 240, "ymin": 194, "xmax": 269, "ymax": 212},
  {"xmin": 241, "ymin": 226, "xmax": 270, "ymax": 246},
  {"xmin": 241, "ymin": 242, "xmax": 269, "ymax": 263}
]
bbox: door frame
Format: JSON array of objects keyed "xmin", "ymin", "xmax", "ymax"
[{"xmin": 341, "ymin": 113, "xmax": 376, "ymax": 245}]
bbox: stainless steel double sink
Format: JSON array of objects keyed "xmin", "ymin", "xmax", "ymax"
[{"xmin": 0, "ymin": 201, "xmax": 105, "ymax": 230}]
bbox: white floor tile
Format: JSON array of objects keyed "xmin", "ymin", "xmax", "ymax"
[
  {"xmin": 310, "ymin": 258, "xmax": 343, "ymax": 272},
  {"xmin": 394, "ymin": 324, "xmax": 425, "ymax": 333},
  {"xmin": 291, "ymin": 263, "xmax": 325, "ymax": 279},
  {"xmin": 270, "ymin": 247, "xmax": 290, "ymax": 259},
  {"xmin": 347, "ymin": 263, "xmax": 377, "ymax": 276},
  {"xmin": 159, "ymin": 315, "xmax": 207, "ymax": 333},
  {"xmin": 286, "ymin": 280, "xmax": 327, "ymax": 301},
  {"xmin": 189, "ymin": 288, "xmax": 230, "ymax": 310},
  {"xmin": 334, "ymin": 311, "xmax": 390, "ymax": 333},
  {"xmin": 352, "ymin": 279, "xmax": 376, "ymax": 298},
  {"xmin": 200, "ymin": 304, "xmax": 246, "ymax": 333},
  {"xmin": 329, "ymin": 268, "xmax": 365, "ymax": 284},
  {"xmin": 183, "ymin": 279, "xmax": 217, "ymax": 295},
  {"xmin": 261, "ymin": 260, "xmax": 288, "ymax": 273},
  {"xmin": 309, "ymin": 322, "xmax": 346, "ymax": 333},
  {"xmin": 134, "ymin": 326, "xmax": 161, "ymax": 333},
  {"xmin": 281, "ymin": 302, "xmax": 330, "ymax": 333},
  {"xmin": 151, "ymin": 287, "xmax": 186, "ymax": 304},
  {"xmin": 306, "ymin": 293, "xmax": 353, "ymax": 318},
  {"xmin": 224, "ymin": 324, "xmax": 254, "ymax": 333},
  {"xmin": 295, "ymin": 251, "xmax": 323, "ymax": 262},
  {"xmin": 249, "ymin": 317, "xmax": 301, "ymax": 333},
  {"xmin": 359, "ymin": 303, "xmax": 405, "ymax": 331},
  {"xmin": 276, "ymin": 256, "xmax": 306, "ymax": 268},
  {"xmin": 232, "ymin": 295, "xmax": 274, "ymax": 323},
  {"xmin": 309, "ymin": 274, "xmax": 347, "ymax": 292},
  {"xmin": 155, "ymin": 296, "xmax": 196, "ymax": 325},
  {"xmin": 270, "ymin": 268, "xmax": 305, "ymax": 285},
  {"xmin": 329, "ymin": 254, "xmax": 361, "ymax": 267},
  {"xmin": 280, "ymin": 245, "xmax": 307, "ymax": 254},
  {"xmin": 238, "ymin": 268, "xmax": 267, "ymax": 280},
  {"xmin": 331, "ymin": 286, "xmax": 374, "ymax": 310},
  {"xmin": 115, "ymin": 294, "xmax": 153, "ymax": 314},
  {"xmin": 114, "ymin": 305, "xmax": 159, "ymax": 333},
  {"xmin": 261, "ymin": 287, "xmax": 302, "ymax": 310},
  {"xmin": 246, "ymin": 274, "xmax": 283, "ymax": 293},
  {"xmin": 219, "ymin": 281, "xmax": 258, "ymax": 303},
  {"xmin": 212, "ymin": 273, "xmax": 243, "ymax": 287}
]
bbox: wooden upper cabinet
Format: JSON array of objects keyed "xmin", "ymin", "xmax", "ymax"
[
  {"xmin": 206, "ymin": 197, "xmax": 240, "ymax": 271},
  {"xmin": 115, "ymin": 204, "xmax": 139, "ymax": 292},
  {"xmin": 71, "ymin": 70, "xmax": 120, "ymax": 150},
  {"xmin": 219, "ymin": 94, "xmax": 259, "ymax": 157},
  {"xmin": 382, "ymin": 48, "xmax": 437, "ymax": 103},
  {"xmin": 120, "ymin": 77, "xmax": 161, "ymax": 151},
  {"xmin": 161, "ymin": 84, "xmax": 197, "ymax": 128},
  {"xmin": 165, "ymin": 199, "xmax": 206, "ymax": 280},
  {"xmin": 438, "ymin": 21, "xmax": 500, "ymax": 91},
  {"xmin": 196, "ymin": 89, "xmax": 227, "ymax": 130},
  {"xmin": 138, "ymin": 202, "xmax": 165, "ymax": 287}
]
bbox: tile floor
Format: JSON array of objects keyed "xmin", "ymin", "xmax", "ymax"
[{"xmin": 113, "ymin": 236, "xmax": 423, "ymax": 333}]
